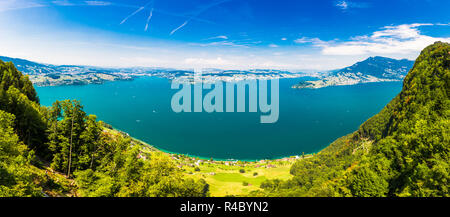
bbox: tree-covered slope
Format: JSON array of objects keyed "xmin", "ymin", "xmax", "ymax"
[
  {"xmin": 0, "ymin": 59, "xmax": 209, "ymax": 197},
  {"xmin": 258, "ymin": 42, "xmax": 449, "ymax": 197}
]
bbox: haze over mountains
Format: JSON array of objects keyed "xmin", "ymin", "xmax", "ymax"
[
  {"xmin": 0, "ymin": 55, "xmax": 304, "ymax": 86},
  {"xmin": 0, "ymin": 55, "xmax": 414, "ymax": 87}
]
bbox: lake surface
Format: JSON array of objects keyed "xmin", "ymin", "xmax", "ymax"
[{"xmin": 36, "ymin": 77, "xmax": 402, "ymax": 160}]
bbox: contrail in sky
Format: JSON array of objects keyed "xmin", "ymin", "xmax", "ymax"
[
  {"xmin": 120, "ymin": 1, "xmax": 154, "ymax": 25},
  {"xmin": 169, "ymin": 0, "xmax": 231, "ymax": 36},
  {"xmin": 144, "ymin": 8, "xmax": 154, "ymax": 31},
  {"xmin": 120, "ymin": 0, "xmax": 227, "ymax": 34},
  {"xmin": 120, "ymin": 6, "xmax": 145, "ymax": 24},
  {"xmin": 170, "ymin": 21, "xmax": 189, "ymax": 35}
]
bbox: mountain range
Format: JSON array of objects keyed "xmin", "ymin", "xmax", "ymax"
[
  {"xmin": 293, "ymin": 56, "xmax": 415, "ymax": 89},
  {"xmin": 1, "ymin": 55, "xmax": 415, "ymax": 87},
  {"xmin": 0, "ymin": 56, "xmax": 303, "ymax": 86}
]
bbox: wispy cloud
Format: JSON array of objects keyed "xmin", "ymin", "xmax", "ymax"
[
  {"xmin": 52, "ymin": 0, "xmax": 74, "ymax": 6},
  {"xmin": 304, "ymin": 23, "xmax": 450, "ymax": 56},
  {"xmin": 204, "ymin": 35, "xmax": 229, "ymax": 40},
  {"xmin": 189, "ymin": 41, "xmax": 249, "ymax": 48},
  {"xmin": 53, "ymin": 0, "xmax": 114, "ymax": 7},
  {"xmin": 84, "ymin": 1, "xmax": 111, "ymax": 6},
  {"xmin": 184, "ymin": 57, "xmax": 230, "ymax": 67},
  {"xmin": 269, "ymin": 44, "xmax": 279, "ymax": 48},
  {"xmin": 335, "ymin": 1, "xmax": 369, "ymax": 10},
  {"xmin": 294, "ymin": 37, "xmax": 327, "ymax": 46},
  {"xmin": 336, "ymin": 1, "xmax": 348, "ymax": 10},
  {"xmin": 192, "ymin": 37, "xmax": 266, "ymax": 48},
  {"xmin": 0, "ymin": 0, "xmax": 44, "ymax": 12},
  {"xmin": 0, "ymin": 0, "xmax": 113, "ymax": 12}
]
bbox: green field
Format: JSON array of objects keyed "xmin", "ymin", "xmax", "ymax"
[
  {"xmin": 180, "ymin": 160, "xmax": 295, "ymax": 196},
  {"xmin": 122, "ymin": 133, "xmax": 301, "ymax": 196}
]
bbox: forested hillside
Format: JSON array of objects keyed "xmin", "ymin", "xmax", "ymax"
[
  {"xmin": 0, "ymin": 60, "xmax": 209, "ymax": 197},
  {"xmin": 256, "ymin": 42, "xmax": 449, "ymax": 197},
  {"xmin": 1, "ymin": 42, "xmax": 448, "ymax": 197}
]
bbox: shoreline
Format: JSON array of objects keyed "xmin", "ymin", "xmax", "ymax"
[{"xmin": 108, "ymin": 125, "xmax": 317, "ymax": 163}]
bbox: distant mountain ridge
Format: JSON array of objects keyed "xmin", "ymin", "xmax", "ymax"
[
  {"xmin": 0, "ymin": 55, "xmax": 414, "ymax": 88},
  {"xmin": 0, "ymin": 56, "xmax": 54, "ymax": 74},
  {"xmin": 330, "ymin": 56, "xmax": 414, "ymax": 79},
  {"xmin": 293, "ymin": 56, "xmax": 415, "ymax": 89},
  {"xmin": 0, "ymin": 55, "xmax": 303, "ymax": 86},
  {"xmin": 0, "ymin": 56, "xmax": 136, "ymax": 86},
  {"xmin": 0, "ymin": 55, "xmax": 132, "ymax": 75}
]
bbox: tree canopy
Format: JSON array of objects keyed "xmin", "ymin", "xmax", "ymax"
[
  {"xmin": 0, "ymin": 60, "xmax": 209, "ymax": 197},
  {"xmin": 256, "ymin": 42, "xmax": 449, "ymax": 197}
]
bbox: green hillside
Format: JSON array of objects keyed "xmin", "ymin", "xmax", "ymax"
[
  {"xmin": 0, "ymin": 59, "xmax": 209, "ymax": 197},
  {"xmin": 255, "ymin": 42, "xmax": 449, "ymax": 197}
]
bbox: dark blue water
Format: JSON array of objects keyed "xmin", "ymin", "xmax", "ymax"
[{"xmin": 35, "ymin": 77, "xmax": 402, "ymax": 160}]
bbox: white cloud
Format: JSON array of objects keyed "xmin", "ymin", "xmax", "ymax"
[
  {"xmin": 269, "ymin": 44, "xmax": 279, "ymax": 48},
  {"xmin": 0, "ymin": 0, "xmax": 44, "ymax": 12},
  {"xmin": 371, "ymin": 23, "xmax": 433, "ymax": 39},
  {"xmin": 0, "ymin": 0, "xmax": 113, "ymax": 12},
  {"xmin": 281, "ymin": 37, "xmax": 287, "ymax": 41},
  {"xmin": 184, "ymin": 57, "xmax": 230, "ymax": 67},
  {"xmin": 52, "ymin": 0, "xmax": 74, "ymax": 6},
  {"xmin": 84, "ymin": 1, "xmax": 111, "ymax": 6},
  {"xmin": 294, "ymin": 37, "xmax": 327, "ymax": 46},
  {"xmin": 336, "ymin": 1, "xmax": 348, "ymax": 10},
  {"xmin": 205, "ymin": 35, "xmax": 229, "ymax": 40},
  {"xmin": 189, "ymin": 41, "xmax": 249, "ymax": 48},
  {"xmin": 309, "ymin": 23, "xmax": 450, "ymax": 56}
]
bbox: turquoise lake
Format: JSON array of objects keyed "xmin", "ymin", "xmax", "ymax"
[{"xmin": 35, "ymin": 77, "xmax": 402, "ymax": 160}]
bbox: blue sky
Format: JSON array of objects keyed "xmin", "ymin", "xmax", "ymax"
[{"xmin": 0, "ymin": 0, "xmax": 449, "ymax": 70}]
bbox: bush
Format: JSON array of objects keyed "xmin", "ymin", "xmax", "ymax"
[
  {"xmin": 242, "ymin": 181, "xmax": 249, "ymax": 186},
  {"xmin": 239, "ymin": 169, "xmax": 245, "ymax": 173},
  {"xmin": 253, "ymin": 172, "xmax": 258, "ymax": 176}
]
